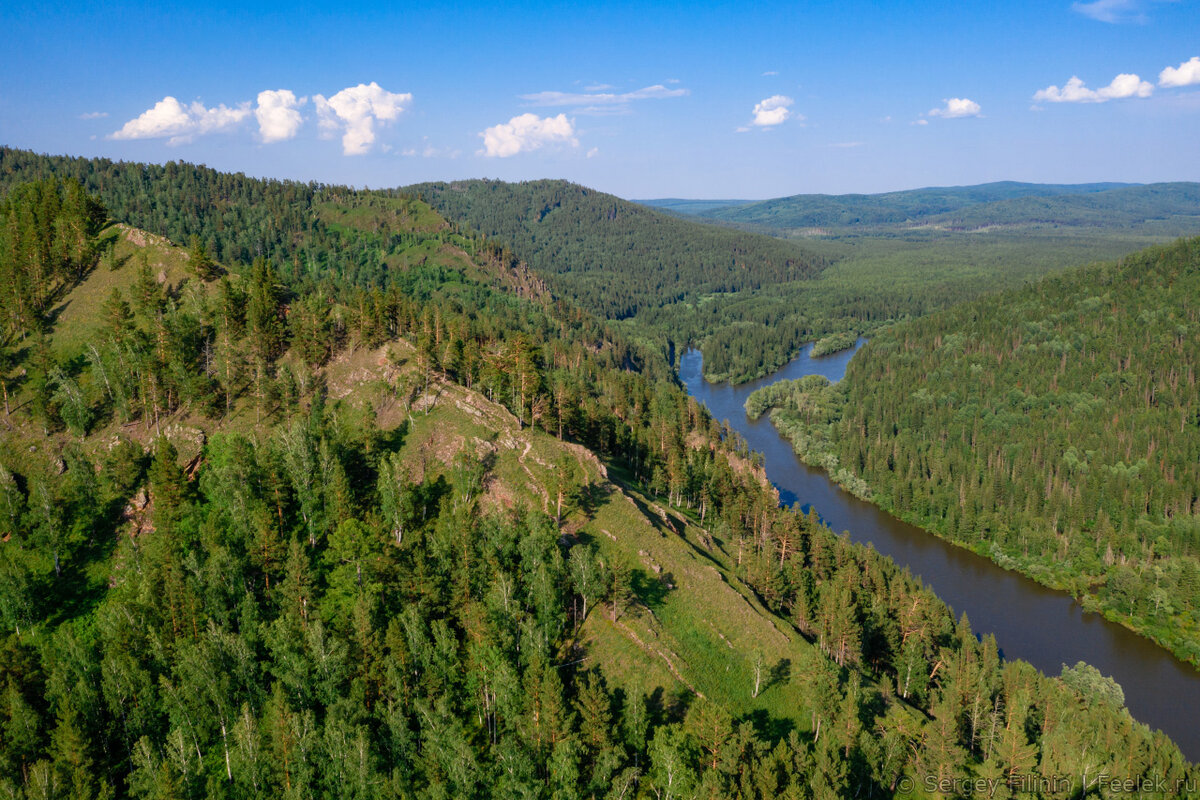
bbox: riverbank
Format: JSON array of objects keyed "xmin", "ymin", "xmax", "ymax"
[
  {"xmin": 774, "ymin": 404, "xmax": 1200, "ymax": 669},
  {"xmin": 748, "ymin": 353, "xmax": 1200, "ymax": 671},
  {"xmin": 680, "ymin": 342, "xmax": 1200, "ymax": 762}
]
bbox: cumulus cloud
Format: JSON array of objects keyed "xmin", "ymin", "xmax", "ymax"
[
  {"xmin": 928, "ymin": 97, "xmax": 982, "ymax": 118},
  {"xmin": 255, "ymin": 89, "xmax": 306, "ymax": 143},
  {"xmin": 752, "ymin": 95, "xmax": 795, "ymax": 126},
  {"xmin": 1033, "ymin": 73, "xmax": 1153, "ymax": 103},
  {"xmin": 79, "ymin": 111, "xmax": 108, "ymax": 120},
  {"xmin": 314, "ymin": 82, "xmax": 412, "ymax": 155},
  {"xmin": 480, "ymin": 113, "xmax": 577, "ymax": 158},
  {"xmin": 521, "ymin": 84, "xmax": 688, "ymax": 110},
  {"xmin": 111, "ymin": 96, "xmax": 251, "ymax": 144},
  {"xmin": 1160, "ymin": 56, "xmax": 1200, "ymax": 87}
]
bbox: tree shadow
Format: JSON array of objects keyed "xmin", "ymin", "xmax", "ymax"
[
  {"xmin": 744, "ymin": 708, "xmax": 795, "ymax": 745},
  {"xmin": 621, "ymin": 490, "xmax": 672, "ymax": 538},
  {"xmin": 572, "ymin": 529, "xmax": 597, "ymax": 549},
  {"xmin": 631, "ymin": 567, "xmax": 670, "ymax": 611},
  {"xmin": 577, "ymin": 481, "xmax": 613, "ymax": 518},
  {"xmin": 423, "ymin": 474, "xmax": 452, "ymax": 519},
  {"xmin": 44, "ymin": 299, "xmax": 72, "ymax": 329},
  {"xmin": 657, "ymin": 686, "xmax": 696, "ymax": 724},
  {"xmin": 767, "ymin": 657, "xmax": 792, "ymax": 692}
]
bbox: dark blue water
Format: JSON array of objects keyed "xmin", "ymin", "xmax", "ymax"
[{"xmin": 680, "ymin": 340, "xmax": 1200, "ymax": 762}]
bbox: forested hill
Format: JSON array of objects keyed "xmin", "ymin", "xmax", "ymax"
[
  {"xmin": 1, "ymin": 156, "xmax": 1195, "ymax": 795},
  {"xmin": 751, "ymin": 235, "xmax": 1200, "ymax": 665},
  {"xmin": 0, "ymin": 146, "xmax": 341, "ymax": 269},
  {"xmin": 408, "ymin": 179, "xmax": 826, "ymax": 319},
  {"xmin": 669, "ymin": 181, "xmax": 1200, "ymax": 233}
]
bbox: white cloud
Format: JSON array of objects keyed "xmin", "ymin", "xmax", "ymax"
[
  {"xmin": 762, "ymin": 70, "xmax": 779, "ymax": 76},
  {"xmin": 1160, "ymin": 56, "xmax": 1200, "ymax": 87},
  {"xmin": 584, "ymin": 83, "xmax": 615, "ymax": 91},
  {"xmin": 928, "ymin": 97, "xmax": 982, "ymax": 118},
  {"xmin": 1033, "ymin": 73, "xmax": 1153, "ymax": 103},
  {"xmin": 521, "ymin": 84, "xmax": 688, "ymax": 108},
  {"xmin": 913, "ymin": 119, "xmax": 929, "ymax": 126},
  {"xmin": 1070, "ymin": 0, "xmax": 1176, "ymax": 23},
  {"xmin": 255, "ymin": 89, "xmax": 306, "ymax": 143},
  {"xmin": 111, "ymin": 96, "xmax": 251, "ymax": 144},
  {"xmin": 1073, "ymin": 0, "xmax": 1136, "ymax": 22},
  {"xmin": 735, "ymin": 126, "xmax": 751, "ymax": 133},
  {"xmin": 402, "ymin": 138, "xmax": 459, "ymax": 159},
  {"xmin": 79, "ymin": 111, "xmax": 108, "ymax": 120},
  {"xmin": 586, "ymin": 147, "xmax": 599, "ymax": 158},
  {"xmin": 752, "ymin": 95, "xmax": 795, "ymax": 126},
  {"xmin": 480, "ymin": 113, "xmax": 578, "ymax": 157},
  {"xmin": 314, "ymin": 82, "xmax": 412, "ymax": 155},
  {"xmin": 572, "ymin": 105, "xmax": 635, "ymax": 117}
]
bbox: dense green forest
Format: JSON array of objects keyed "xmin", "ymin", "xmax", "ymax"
[
  {"xmin": 409, "ymin": 179, "xmax": 825, "ymax": 321},
  {"xmin": 0, "ymin": 151, "xmax": 1194, "ymax": 797},
  {"xmin": 748, "ymin": 236, "xmax": 1200, "ymax": 666},
  {"xmin": 412, "ymin": 176, "xmax": 1195, "ymax": 385}
]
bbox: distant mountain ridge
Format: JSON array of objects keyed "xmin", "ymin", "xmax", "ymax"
[
  {"xmin": 634, "ymin": 198, "xmax": 755, "ymax": 215},
  {"xmin": 644, "ymin": 181, "xmax": 1200, "ymax": 232}
]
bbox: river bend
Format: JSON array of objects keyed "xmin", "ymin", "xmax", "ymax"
[{"xmin": 679, "ymin": 341, "xmax": 1200, "ymax": 761}]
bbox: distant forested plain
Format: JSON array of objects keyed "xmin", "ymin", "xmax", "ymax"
[
  {"xmin": 1, "ymin": 147, "xmax": 1196, "ymax": 797},
  {"xmin": 425, "ymin": 180, "xmax": 1200, "ymax": 384}
]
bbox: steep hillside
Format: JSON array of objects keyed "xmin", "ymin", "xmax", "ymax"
[
  {"xmin": 0, "ymin": 162, "xmax": 1194, "ymax": 797},
  {"xmin": 750, "ymin": 236, "xmax": 1200, "ymax": 665},
  {"xmin": 408, "ymin": 179, "xmax": 826, "ymax": 320}
]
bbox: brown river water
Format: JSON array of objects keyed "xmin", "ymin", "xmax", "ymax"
[{"xmin": 679, "ymin": 340, "xmax": 1200, "ymax": 761}]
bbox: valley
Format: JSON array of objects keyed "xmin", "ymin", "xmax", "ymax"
[
  {"xmin": 683, "ymin": 340, "xmax": 1200, "ymax": 762},
  {"xmin": 6, "ymin": 0, "xmax": 1200, "ymax": 796},
  {"xmin": 0, "ymin": 148, "xmax": 1198, "ymax": 797}
]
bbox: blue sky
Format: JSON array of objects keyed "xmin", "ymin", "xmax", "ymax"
[{"xmin": 2, "ymin": 0, "xmax": 1198, "ymax": 198}]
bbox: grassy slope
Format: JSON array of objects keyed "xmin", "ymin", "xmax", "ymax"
[
  {"xmin": 7, "ymin": 173, "xmax": 1192, "ymax": 789},
  {"xmin": 48, "ymin": 225, "xmax": 192, "ymax": 357},
  {"xmin": 367, "ymin": 340, "xmax": 835, "ymax": 723},
  {"xmin": 22, "ymin": 213, "xmax": 845, "ymax": 734}
]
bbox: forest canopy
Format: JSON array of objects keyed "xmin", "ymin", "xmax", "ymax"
[{"xmin": 0, "ymin": 150, "xmax": 1194, "ymax": 798}]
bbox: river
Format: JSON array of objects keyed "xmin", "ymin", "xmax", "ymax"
[{"xmin": 679, "ymin": 340, "xmax": 1200, "ymax": 762}]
